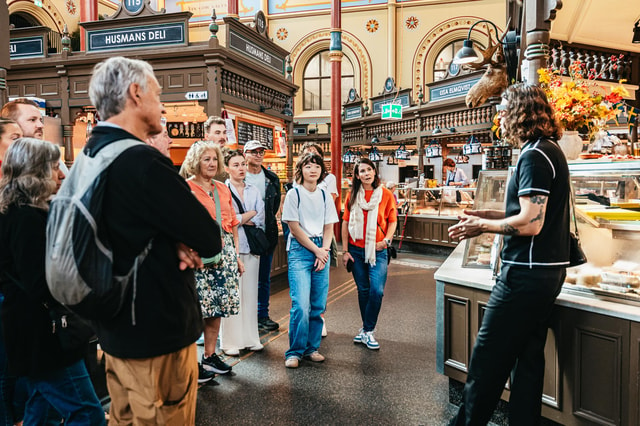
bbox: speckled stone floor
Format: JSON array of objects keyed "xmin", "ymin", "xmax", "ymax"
[{"xmin": 195, "ymin": 249, "xmax": 461, "ymax": 425}]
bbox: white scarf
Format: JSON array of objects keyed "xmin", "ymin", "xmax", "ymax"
[{"xmin": 348, "ymin": 186, "xmax": 383, "ymax": 265}]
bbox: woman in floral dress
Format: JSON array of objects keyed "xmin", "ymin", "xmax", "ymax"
[{"xmin": 180, "ymin": 141, "xmax": 244, "ymax": 379}]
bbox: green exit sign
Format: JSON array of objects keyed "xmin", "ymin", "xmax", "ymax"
[{"xmin": 381, "ymin": 103, "xmax": 402, "ymax": 120}]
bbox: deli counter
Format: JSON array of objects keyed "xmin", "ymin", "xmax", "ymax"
[
  {"xmin": 393, "ymin": 186, "xmax": 477, "ymax": 247},
  {"xmin": 435, "ymin": 160, "xmax": 640, "ymax": 425}
]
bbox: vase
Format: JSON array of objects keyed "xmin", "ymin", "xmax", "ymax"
[{"xmin": 558, "ymin": 130, "xmax": 583, "ymax": 160}]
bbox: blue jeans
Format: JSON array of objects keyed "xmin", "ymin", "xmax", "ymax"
[
  {"xmin": 257, "ymin": 252, "xmax": 274, "ymax": 319},
  {"xmin": 24, "ymin": 360, "xmax": 104, "ymax": 426},
  {"xmin": 285, "ymin": 237, "xmax": 329, "ymax": 359},
  {"xmin": 349, "ymin": 244, "xmax": 388, "ymax": 332}
]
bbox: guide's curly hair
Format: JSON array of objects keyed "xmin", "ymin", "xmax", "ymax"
[{"xmin": 501, "ymin": 83, "xmax": 562, "ymax": 146}]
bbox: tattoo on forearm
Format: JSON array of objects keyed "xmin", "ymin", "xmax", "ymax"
[
  {"xmin": 502, "ymin": 223, "xmax": 519, "ymax": 235},
  {"xmin": 530, "ymin": 206, "xmax": 545, "ymax": 224},
  {"xmin": 530, "ymin": 195, "xmax": 547, "ymax": 205}
]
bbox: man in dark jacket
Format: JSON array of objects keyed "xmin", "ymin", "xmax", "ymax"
[
  {"xmin": 244, "ymin": 140, "xmax": 281, "ymax": 330},
  {"xmin": 85, "ymin": 57, "xmax": 222, "ymax": 424}
]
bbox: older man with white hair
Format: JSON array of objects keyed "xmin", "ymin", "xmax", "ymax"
[{"xmin": 82, "ymin": 56, "xmax": 221, "ymax": 423}]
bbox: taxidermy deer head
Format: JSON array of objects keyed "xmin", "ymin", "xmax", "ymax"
[{"xmin": 464, "ymin": 30, "xmax": 509, "ymax": 109}]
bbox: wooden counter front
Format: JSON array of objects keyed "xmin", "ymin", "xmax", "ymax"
[
  {"xmin": 435, "ymin": 244, "xmax": 640, "ymax": 425},
  {"xmin": 394, "ymin": 215, "xmax": 459, "ymax": 247}
]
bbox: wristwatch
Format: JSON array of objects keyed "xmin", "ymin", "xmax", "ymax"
[{"xmin": 384, "ymin": 238, "xmax": 392, "ymax": 247}]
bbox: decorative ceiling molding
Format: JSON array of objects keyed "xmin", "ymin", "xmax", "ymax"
[{"xmin": 8, "ymin": 0, "xmax": 65, "ymax": 32}]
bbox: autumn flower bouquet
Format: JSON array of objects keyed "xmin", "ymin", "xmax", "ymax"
[{"xmin": 538, "ymin": 60, "xmax": 629, "ymax": 135}]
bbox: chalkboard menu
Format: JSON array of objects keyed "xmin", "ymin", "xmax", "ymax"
[{"xmin": 237, "ymin": 120, "xmax": 274, "ymax": 150}]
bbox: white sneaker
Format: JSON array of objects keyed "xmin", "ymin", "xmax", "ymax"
[
  {"xmin": 321, "ymin": 317, "xmax": 328, "ymax": 337},
  {"xmin": 353, "ymin": 328, "xmax": 364, "ymax": 343},
  {"xmin": 223, "ymin": 348, "xmax": 240, "ymax": 356},
  {"xmin": 360, "ymin": 331, "xmax": 380, "ymax": 350}
]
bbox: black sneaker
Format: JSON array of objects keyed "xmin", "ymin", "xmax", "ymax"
[
  {"xmin": 198, "ymin": 363, "xmax": 216, "ymax": 384},
  {"xmin": 202, "ymin": 353, "xmax": 232, "ymax": 374},
  {"xmin": 258, "ymin": 317, "xmax": 279, "ymax": 331}
]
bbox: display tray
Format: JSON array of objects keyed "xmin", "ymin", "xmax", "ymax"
[{"xmin": 563, "ymin": 282, "xmax": 640, "ymax": 306}]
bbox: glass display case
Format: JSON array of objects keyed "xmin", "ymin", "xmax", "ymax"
[
  {"xmin": 564, "ymin": 160, "xmax": 640, "ymax": 304},
  {"xmin": 404, "ymin": 187, "xmax": 476, "ymax": 217},
  {"xmin": 461, "ymin": 170, "xmax": 509, "ymax": 268}
]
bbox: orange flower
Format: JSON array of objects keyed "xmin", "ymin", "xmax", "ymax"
[{"xmin": 538, "ymin": 61, "xmax": 628, "ymax": 135}]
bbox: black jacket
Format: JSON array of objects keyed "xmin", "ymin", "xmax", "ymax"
[
  {"xmin": 262, "ymin": 166, "xmax": 281, "ymax": 253},
  {"xmin": 88, "ymin": 125, "xmax": 221, "ymax": 359},
  {"xmin": 0, "ymin": 206, "xmax": 85, "ymax": 378}
]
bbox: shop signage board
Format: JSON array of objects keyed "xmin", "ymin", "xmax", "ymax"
[
  {"xmin": 381, "ymin": 103, "xmax": 402, "ymax": 120},
  {"xmin": 429, "ymin": 77, "xmax": 481, "ymax": 102},
  {"xmin": 86, "ymin": 23, "xmax": 186, "ymax": 52},
  {"xmin": 228, "ymin": 30, "xmax": 285, "ymax": 75},
  {"xmin": 185, "ymin": 91, "xmax": 208, "ymax": 100},
  {"xmin": 345, "ymin": 106, "xmax": 362, "ymax": 120},
  {"xmin": 237, "ymin": 120, "xmax": 274, "ymax": 150},
  {"xmin": 9, "ymin": 36, "xmax": 44, "ymax": 58},
  {"xmin": 372, "ymin": 93, "xmax": 410, "ymax": 114}
]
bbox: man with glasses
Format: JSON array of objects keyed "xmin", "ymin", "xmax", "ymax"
[{"xmin": 244, "ymin": 140, "xmax": 281, "ymax": 331}]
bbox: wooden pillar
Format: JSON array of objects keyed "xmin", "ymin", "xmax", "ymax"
[
  {"xmin": 56, "ymin": 64, "xmax": 74, "ymax": 165},
  {"xmin": 523, "ymin": 0, "xmax": 562, "ymax": 84},
  {"xmin": 0, "ymin": 0, "xmax": 9, "ymax": 107}
]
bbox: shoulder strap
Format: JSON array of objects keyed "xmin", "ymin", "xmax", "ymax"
[
  {"xmin": 227, "ymin": 183, "xmax": 246, "ymax": 214},
  {"xmin": 295, "ymin": 187, "xmax": 301, "ymax": 209},
  {"xmin": 211, "ymin": 181, "xmax": 222, "ymax": 230}
]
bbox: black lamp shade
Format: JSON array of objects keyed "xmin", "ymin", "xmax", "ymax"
[
  {"xmin": 634, "ymin": 21, "xmax": 640, "ymax": 44},
  {"xmin": 453, "ymin": 39, "xmax": 480, "ymax": 64}
]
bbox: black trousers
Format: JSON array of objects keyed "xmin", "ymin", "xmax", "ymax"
[{"xmin": 449, "ymin": 265, "xmax": 565, "ymax": 426}]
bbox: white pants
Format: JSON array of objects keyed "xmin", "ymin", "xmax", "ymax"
[{"xmin": 220, "ymin": 253, "xmax": 262, "ymax": 351}]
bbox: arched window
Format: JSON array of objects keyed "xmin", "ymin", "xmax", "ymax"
[
  {"xmin": 433, "ymin": 39, "xmax": 486, "ymax": 81},
  {"xmin": 303, "ymin": 50, "xmax": 354, "ymax": 111}
]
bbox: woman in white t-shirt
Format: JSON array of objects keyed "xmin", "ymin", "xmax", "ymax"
[{"xmin": 281, "ymin": 153, "xmax": 338, "ymax": 368}]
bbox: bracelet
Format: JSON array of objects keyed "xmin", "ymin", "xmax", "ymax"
[{"xmin": 343, "ymin": 251, "xmax": 350, "ymax": 255}]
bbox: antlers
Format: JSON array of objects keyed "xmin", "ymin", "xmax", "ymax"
[{"xmin": 463, "ymin": 23, "xmax": 508, "ymax": 70}]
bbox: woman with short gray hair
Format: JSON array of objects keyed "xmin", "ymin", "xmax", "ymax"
[{"xmin": 0, "ymin": 138, "xmax": 104, "ymax": 425}]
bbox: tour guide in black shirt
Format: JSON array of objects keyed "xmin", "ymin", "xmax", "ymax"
[{"xmin": 447, "ymin": 83, "xmax": 570, "ymax": 426}]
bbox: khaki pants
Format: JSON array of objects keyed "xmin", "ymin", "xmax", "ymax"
[{"xmin": 105, "ymin": 344, "xmax": 198, "ymax": 426}]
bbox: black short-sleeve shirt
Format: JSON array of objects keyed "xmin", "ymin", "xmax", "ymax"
[{"xmin": 501, "ymin": 138, "xmax": 570, "ymax": 269}]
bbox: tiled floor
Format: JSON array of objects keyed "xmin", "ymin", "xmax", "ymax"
[{"xmin": 195, "ymin": 250, "xmax": 460, "ymax": 425}]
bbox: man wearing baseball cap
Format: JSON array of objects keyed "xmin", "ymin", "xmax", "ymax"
[{"xmin": 244, "ymin": 140, "xmax": 281, "ymax": 331}]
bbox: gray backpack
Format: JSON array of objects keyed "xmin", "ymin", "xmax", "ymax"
[{"xmin": 46, "ymin": 138, "xmax": 151, "ymax": 322}]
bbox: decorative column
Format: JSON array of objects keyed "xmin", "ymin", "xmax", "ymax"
[
  {"xmin": 205, "ymin": 10, "xmax": 224, "ymax": 116},
  {"xmin": 227, "ymin": 0, "xmax": 239, "ymax": 20},
  {"xmin": 79, "ymin": 0, "xmax": 98, "ymax": 51},
  {"xmin": 330, "ymin": 0, "xmax": 343, "ymax": 240},
  {"xmin": 523, "ymin": 0, "xmax": 562, "ymax": 84},
  {"xmin": 286, "ymin": 58, "xmax": 294, "ymax": 183},
  {"xmin": 387, "ymin": 0, "xmax": 397, "ymax": 80},
  {"xmin": 0, "ymin": 1, "xmax": 9, "ymax": 107}
]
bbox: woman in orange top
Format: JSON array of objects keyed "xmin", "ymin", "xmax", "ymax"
[
  {"xmin": 180, "ymin": 141, "xmax": 243, "ymax": 379},
  {"xmin": 342, "ymin": 158, "xmax": 397, "ymax": 350}
]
